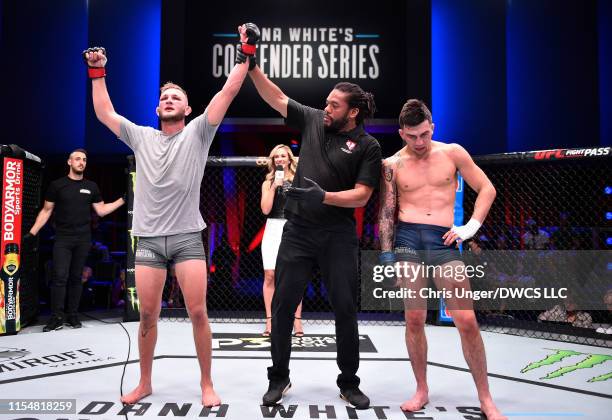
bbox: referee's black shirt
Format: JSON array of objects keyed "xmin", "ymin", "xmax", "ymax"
[{"xmin": 285, "ymin": 98, "xmax": 382, "ymax": 230}]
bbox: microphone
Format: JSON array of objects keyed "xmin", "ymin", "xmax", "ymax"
[{"xmin": 274, "ymin": 165, "xmax": 284, "ymax": 184}]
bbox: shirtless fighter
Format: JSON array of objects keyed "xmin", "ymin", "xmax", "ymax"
[{"xmin": 378, "ymin": 99, "xmax": 505, "ymax": 419}]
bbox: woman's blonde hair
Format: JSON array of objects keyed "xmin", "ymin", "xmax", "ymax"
[{"xmin": 265, "ymin": 144, "xmax": 297, "ymax": 182}]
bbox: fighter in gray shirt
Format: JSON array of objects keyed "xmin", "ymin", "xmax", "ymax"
[
  {"xmin": 120, "ymin": 112, "xmax": 215, "ymax": 237},
  {"xmin": 85, "ymin": 23, "xmax": 260, "ymax": 407}
]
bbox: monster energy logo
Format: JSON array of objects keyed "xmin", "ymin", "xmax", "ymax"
[
  {"xmin": 522, "ymin": 348, "xmax": 612, "ymax": 382},
  {"xmin": 128, "ymin": 229, "xmax": 137, "ymax": 253},
  {"xmin": 128, "ymin": 170, "xmax": 137, "ymax": 254},
  {"xmin": 127, "ymin": 287, "xmax": 140, "ymax": 312}
]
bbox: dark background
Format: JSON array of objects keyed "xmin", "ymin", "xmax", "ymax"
[
  {"xmin": 0, "ymin": 1, "xmax": 610, "ymax": 331},
  {"xmin": 0, "ymin": 0, "xmax": 609, "ymax": 163},
  {"xmin": 0, "ymin": 0, "xmax": 609, "ymax": 242},
  {"xmin": 170, "ymin": 0, "xmax": 427, "ymax": 119},
  {"xmin": 0, "ymin": 0, "xmax": 609, "ymax": 238}
]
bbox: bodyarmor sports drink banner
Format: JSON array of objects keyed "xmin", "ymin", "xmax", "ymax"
[
  {"xmin": 1, "ymin": 157, "xmax": 23, "ymax": 334},
  {"xmin": 162, "ymin": 0, "xmax": 430, "ymax": 120}
]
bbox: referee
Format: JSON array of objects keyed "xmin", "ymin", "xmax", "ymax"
[{"xmin": 248, "ymin": 60, "xmax": 382, "ymax": 409}]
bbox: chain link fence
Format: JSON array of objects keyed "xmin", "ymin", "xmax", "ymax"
[
  {"xmin": 156, "ymin": 157, "xmax": 401, "ymax": 325},
  {"xmin": 463, "ymin": 148, "xmax": 612, "ymax": 347},
  {"xmin": 129, "ymin": 147, "xmax": 611, "ymax": 347}
]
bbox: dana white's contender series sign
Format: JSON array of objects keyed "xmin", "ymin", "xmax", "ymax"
[
  {"xmin": 167, "ymin": 0, "xmax": 430, "ymax": 119},
  {"xmin": 212, "ymin": 27, "xmax": 380, "ymax": 80}
]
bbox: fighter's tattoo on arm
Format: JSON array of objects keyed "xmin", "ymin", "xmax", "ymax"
[
  {"xmin": 396, "ymin": 157, "xmax": 404, "ymax": 169},
  {"xmin": 384, "ymin": 166, "xmax": 393, "ymax": 182},
  {"xmin": 379, "ymin": 165, "xmax": 397, "ymax": 252}
]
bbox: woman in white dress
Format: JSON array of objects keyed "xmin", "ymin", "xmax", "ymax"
[{"xmin": 260, "ymin": 144, "xmax": 304, "ymax": 337}]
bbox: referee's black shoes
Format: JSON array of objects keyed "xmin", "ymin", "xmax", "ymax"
[
  {"xmin": 262, "ymin": 378, "xmax": 291, "ymax": 406},
  {"xmin": 43, "ymin": 316, "xmax": 64, "ymax": 332},
  {"xmin": 65, "ymin": 314, "xmax": 82, "ymax": 329},
  {"xmin": 340, "ymin": 387, "xmax": 370, "ymax": 410}
]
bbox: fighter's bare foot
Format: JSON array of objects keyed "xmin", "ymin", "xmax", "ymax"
[
  {"xmin": 480, "ymin": 399, "xmax": 507, "ymax": 420},
  {"xmin": 400, "ymin": 390, "xmax": 429, "ymax": 412},
  {"xmin": 202, "ymin": 385, "xmax": 221, "ymax": 407},
  {"xmin": 120, "ymin": 383, "xmax": 152, "ymax": 404}
]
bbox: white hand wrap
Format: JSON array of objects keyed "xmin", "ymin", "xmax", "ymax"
[{"xmin": 451, "ymin": 218, "xmax": 481, "ymax": 241}]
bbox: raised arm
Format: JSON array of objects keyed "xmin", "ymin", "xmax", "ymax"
[
  {"xmin": 248, "ymin": 64, "xmax": 289, "ymax": 118},
  {"xmin": 378, "ymin": 158, "xmax": 398, "ymax": 252},
  {"xmin": 206, "ymin": 24, "xmax": 259, "ymax": 125},
  {"xmin": 206, "ymin": 63, "xmax": 249, "ymax": 125},
  {"xmin": 84, "ymin": 47, "xmax": 123, "ymax": 137}
]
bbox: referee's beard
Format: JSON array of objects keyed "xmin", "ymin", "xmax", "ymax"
[{"xmin": 324, "ymin": 112, "xmax": 350, "ymax": 133}]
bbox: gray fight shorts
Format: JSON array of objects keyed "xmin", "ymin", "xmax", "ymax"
[{"xmin": 135, "ymin": 232, "xmax": 205, "ymax": 268}]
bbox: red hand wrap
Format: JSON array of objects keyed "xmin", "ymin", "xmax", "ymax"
[
  {"xmin": 88, "ymin": 67, "xmax": 106, "ymax": 79},
  {"xmin": 241, "ymin": 43, "xmax": 256, "ymax": 55}
]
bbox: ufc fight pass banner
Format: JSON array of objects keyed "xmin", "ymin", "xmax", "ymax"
[{"xmin": 163, "ymin": 0, "xmax": 430, "ymax": 119}]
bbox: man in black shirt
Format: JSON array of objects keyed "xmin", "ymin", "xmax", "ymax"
[
  {"xmin": 248, "ymin": 63, "xmax": 382, "ymax": 409},
  {"xmin": 25, "ymin": 149, "xmax": 125, "ymax": 331}
]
